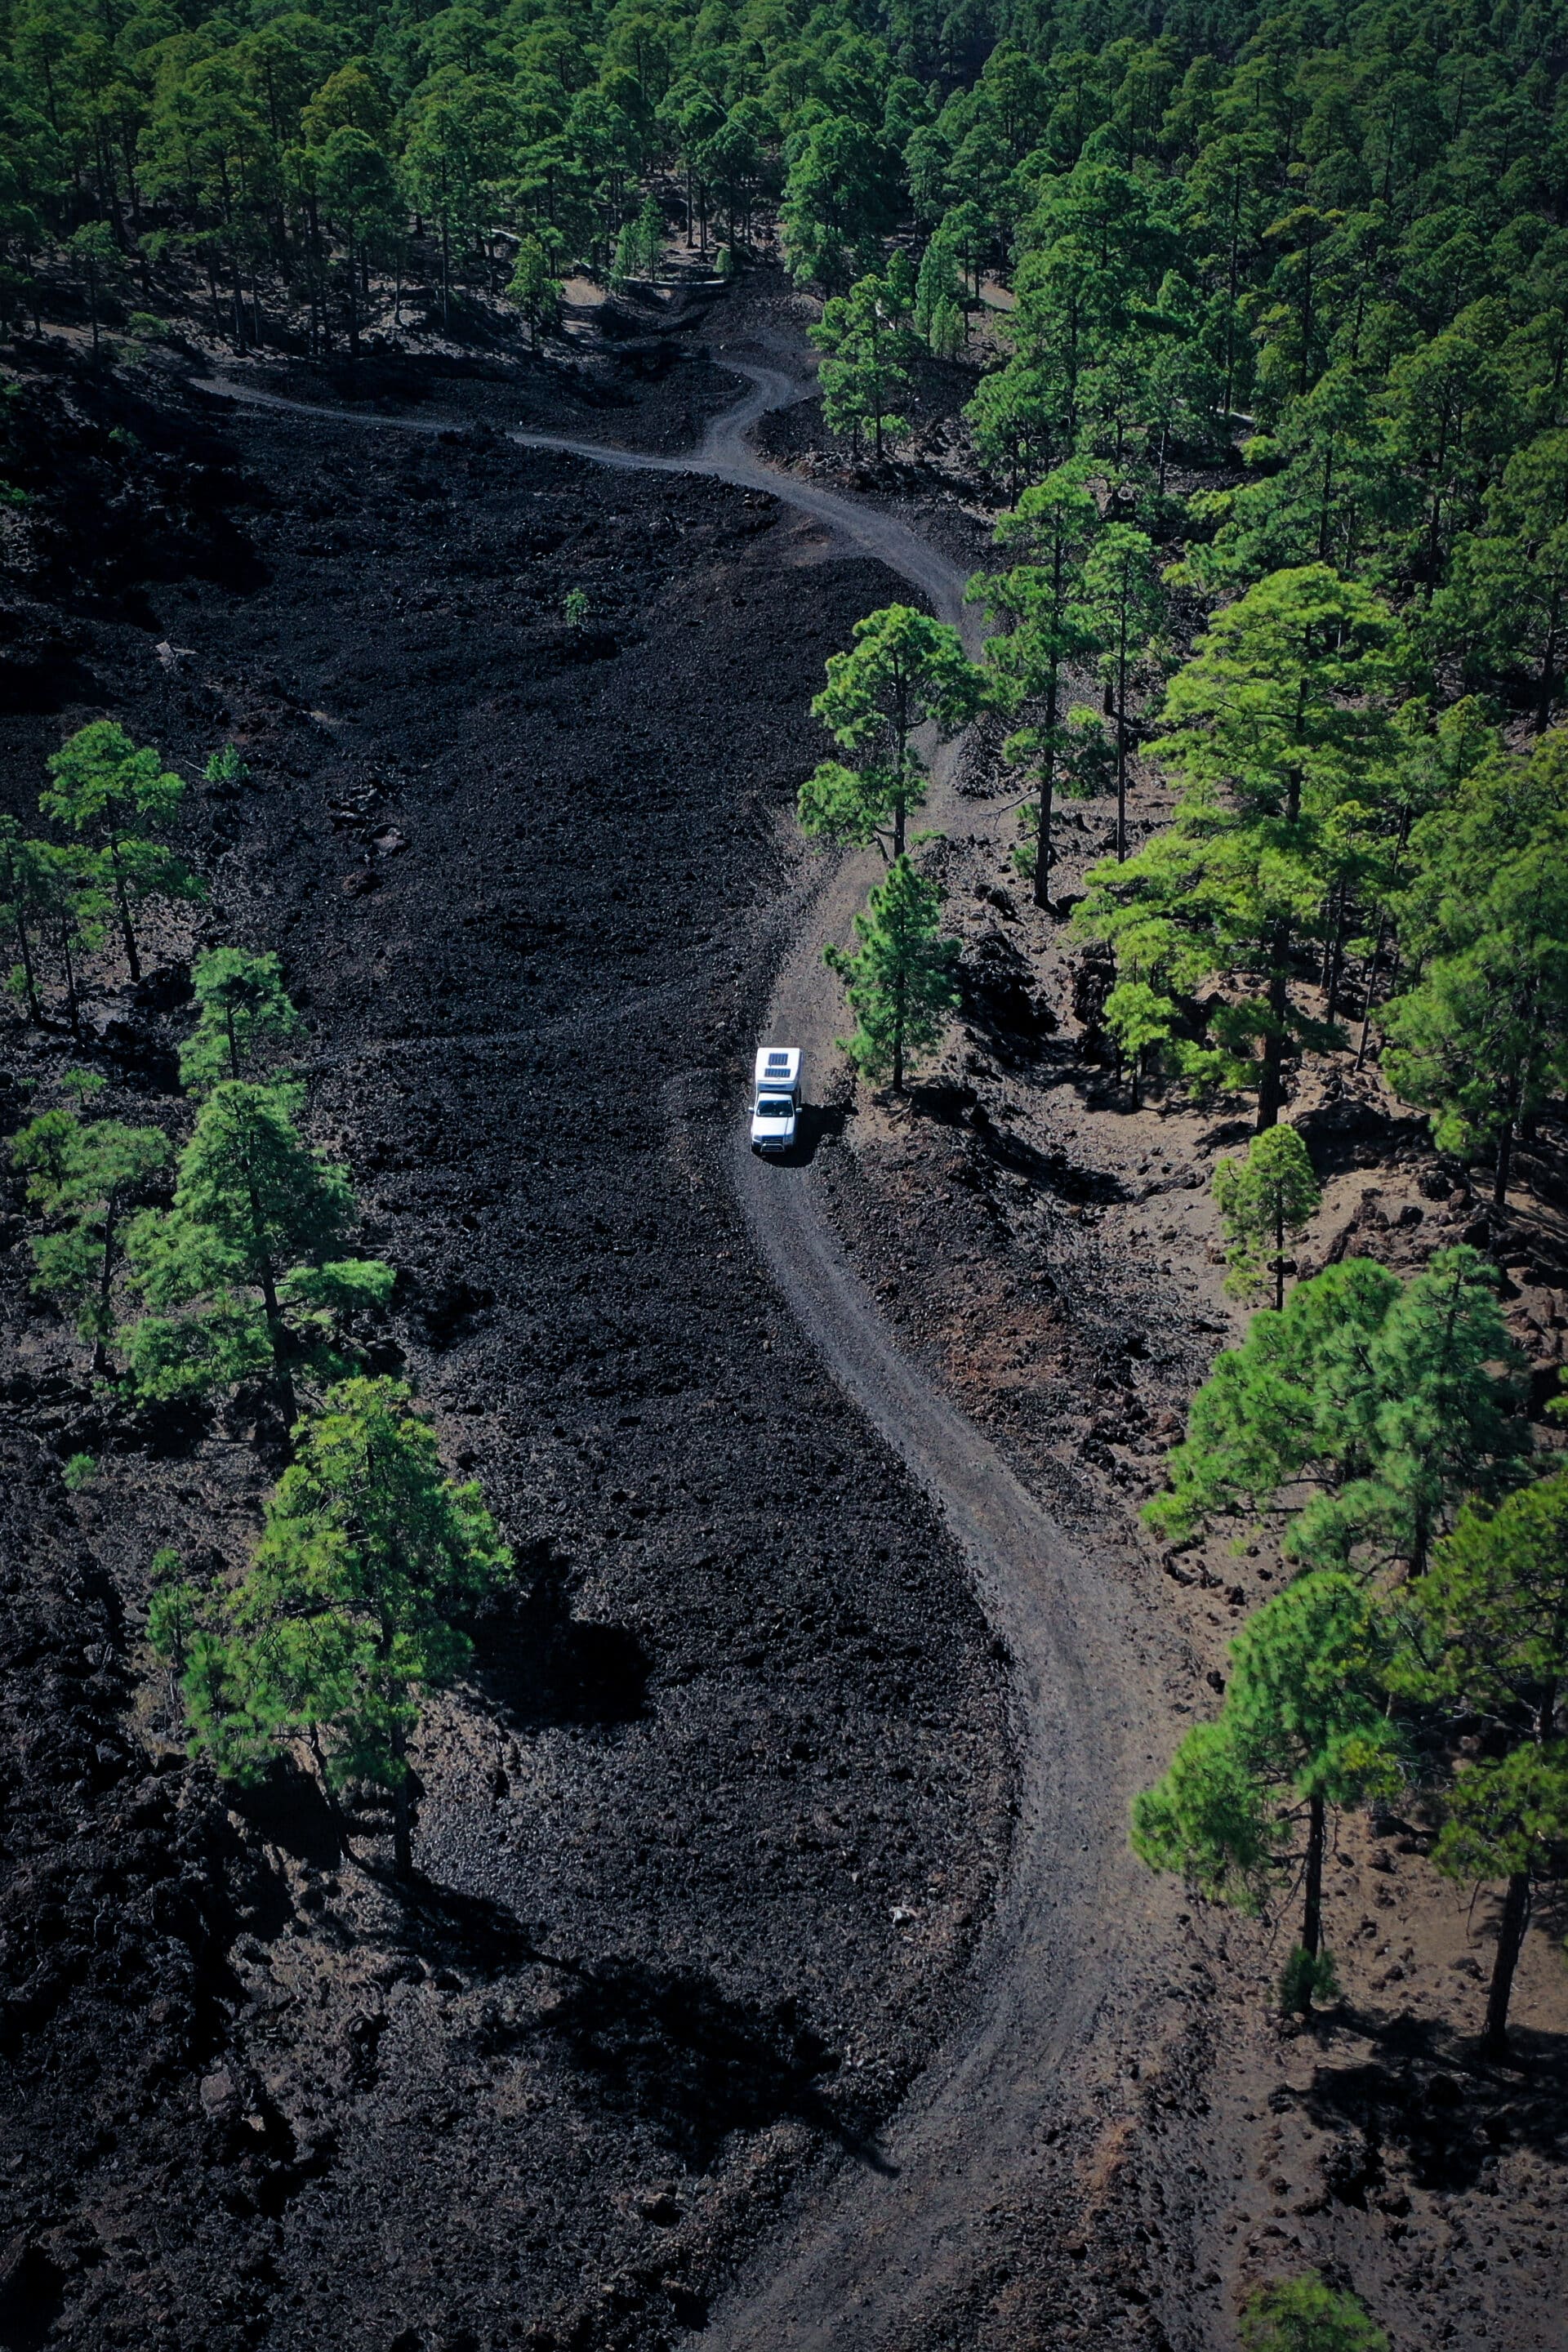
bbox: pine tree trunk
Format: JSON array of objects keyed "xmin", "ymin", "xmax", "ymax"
[
  {"xmin": 1113, "ymin": 604, "xmax": 1130, "ymax": 862},
  {"xmin": 250, "ymin": 1220, "xmax": 297, "ymax": 1429},
  {"xmin": 1493, "ymin": 1115, "xmax": 1515, "ymax": 1210},
  {"xmin": 1483, "ymin": 1871, "xmax": 1530, "ymax": 2055},
  {"xmin": 109, "ymin": 838, "xmax": 140, "ymax": 982},
  {"xmin": 60, "ymin": 921, "xmax": 79, "ymax": 1039},
  {"xmin": 1356, "ymin": 921, "xmax": 1392, "ymax": 1069},
  {"xmin": 1034, "ymin": 748, "xmax": 1055, "ymax": 911},
  {"xmin": 309, "ymin": 1727, "xmax": 352, "ymax": 1860},
  {"xmin": 393, "ymin": 1770, "xmax": 413, "ymax": 1878},
  {"xmin": 93, "ymin": 1200, "xmax": 119, "ymax": 1377},
  {"xmin": 1256, "ymin": 918, "xmax": 1292, "ymax": 1131},
  {"xmin": 1302, "ymin": 1789, "xmax": 1325, "ymax": 1962},
  {"xmin": 1274, "ymin": 1196, "xmax": 1285, "ymax": 1313},
  {"xmin": 892, "ymin": 688, "xmax": 909, "ymax": 859},
  {"xmin": 15, "ymin": 918, "xmax": 40, "ymax": 1024},
  {"xmin": 1325, "ymin": 884, "xmax": 1348, "ymax": 1015}
]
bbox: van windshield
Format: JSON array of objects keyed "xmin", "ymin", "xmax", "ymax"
[{"xmin": 756, "ymin": 1097, "xmax": 795, "ymax": 1120}]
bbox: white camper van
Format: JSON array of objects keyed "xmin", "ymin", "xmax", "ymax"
[{"xmin": 751, "ymin": 1046, "xmax": 803, "ymax": 1154}]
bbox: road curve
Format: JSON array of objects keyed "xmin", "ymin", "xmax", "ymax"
[
  {"xmin": 205, "ymin": 347, "xmax": 1152, "ymax": 2348},
  {"xmin": 528, "ymin": 350, "xmax": 1151, "ymax": 2350}
]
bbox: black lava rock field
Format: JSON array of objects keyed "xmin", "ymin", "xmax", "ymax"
[{"xmin": 0, "ymin": 347, "xmax": 1010, "ymax": 2352}]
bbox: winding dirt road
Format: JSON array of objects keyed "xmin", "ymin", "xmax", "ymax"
[
  {"xmin": 208, "ymin": 339, "xmax": 1160, "ymax": 2348},
  {"xmin": 529, "ymin": 345, "xmax": 1158, "ymax": 2350}
]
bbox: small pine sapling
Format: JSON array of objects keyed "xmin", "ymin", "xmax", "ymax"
[
  {"xmin": 825, "ymin": 853, "xmax": 960, "ymax": 1093},
  {"xmin": 204, "ymin": 744, "xmax": 250, "ymax": 789},
  {"xmin": 1213, "ymin": 1125, "xmax": 1322, "ymax": 1309},
  {"xmin": 124, "ymin": 1080, "xmax": 393, "ymax": 1423},
  {"xmin": 172, "ymin": 1379, "xmax": 514, "ymax": 1876},
  {"xmin": 41, "ymin": 721, "xmax": 201, "ymax": 984},
  {"xmin": 180, "ymin": 947, "xmax": 301, "ymax": 1092},
  {"xmin": 801, "ymin": 606, "xmax": 987, "ymax": 860},
  {"xmin": 1389, "ymin": 1468, "xmax": 1568, "ymax": 2051},
  {"xmin": 11, "ymin": 1071, "xmax": 171, "ymax": 1374}
]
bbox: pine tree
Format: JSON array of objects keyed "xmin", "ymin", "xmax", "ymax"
[
  {"xmin": 1134, "ymin": 1572, "xmax": 1401, "ymax": 2009},
  {"xmin": 1076, "ymin": 566, "xmax": 1397, "ymax": 1129},
  {"xmin": 800, "ymin": 605, "xmax": 987, "ymax": 860},
  {"xmin": 29, "ymin": 842, "xmax": 109, "ymax": 1039},
  {"xmin": 611, "ymin": 195, "xmax": 662, "ymax": 286},
  {"xmin": 0, "ymin": 819, "xmax": 52, "ymax": 1025},
  {"xmin": 147, "ymin": 1547, "xmax": 203, "ymax": 1701},
  {"xmin": 316, "ymin": 124, "xmax": 399, "ymax": 358},
  {"xmin": 179, "ymin": 947, "xmax": 301, "ymax": 1093},
  {"xmin": 810, "ymin": 268, "xmax": 915, "ymax": 462},
  {"xmin": 915, "ymin": 230, "xmax": 965, "ymax": 347},
  {"xmin": 11, "ymin": 1074, "xmax": 171, "ymax": 1374},
  {"xmin": 1390, "ymin": 1468, "xmax": 1568, "ymax": 2052},
  {"xmin": 41, "ymin": 721, "xmax": 198, "ymax": 985},
  {"xmin": 163, "ymin": 1379, "xmax": 514, "ymax": 1877},
  {"xmin": 1214, "ymin": 1125, "xmax": 1322, "ymax": 1309},
  {"xmin": 506, "ymin": 233, "xmax": 559, "ymax": 345},
  {"xmin": 927, "ymin": 295, "xmax": 964, "ymax": 359},
  {"xmin": 1381, "ymin": 822, "xmax": 1568, "ymax": 1209},
  {"xmin": 1080, "ymin": 522, "xmax": 1165, "ymax": 862},
  {"xmin": 825, "ymin": 853, "xmax": 960, "ymax": 1094},
  {"xmin": 1147, "ymin": 1248, "xmax": 1530, "ymax": 1577},
  {"xmin": 972, "ymin": 462, "xmax": 1100, "ymax": 910},
  {"xmin": 67, "ymin": 220, "xmax": 125, "ymax": 362},
  {"xmin": 124, "ymin": 1080, "xmax": 393, "ymax": 1423},
  {"xmin": 1102, "ymin": 978, "xmax": 1176, "ymax": 1106}
]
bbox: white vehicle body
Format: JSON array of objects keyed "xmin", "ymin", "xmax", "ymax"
[{"xmin": 751, "ymin": 1045, "xmax": 803, "ymax": 1153}]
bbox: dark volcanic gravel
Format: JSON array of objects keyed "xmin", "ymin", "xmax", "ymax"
[{"xmin": 0, "ymin": 351, "xmax": 1009, "ymax": 2350}]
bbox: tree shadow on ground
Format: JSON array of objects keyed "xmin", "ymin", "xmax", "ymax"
[
  {"xmin": 959, "ymin": 925, "xmax": 1058, "ymax": 1069},
  {"xmin": 1290, "ymin": 1095, "xmax": 1431, "ymax": 1178},
  {"xmin": 1298, "ymin": 2007, "xmax": 1568, "ymax": 2191},
  {"xmin": 233, "ymin": 1756, "xmax": 347, "ymax": 1870},
  {"xmin": 379, "ymin": 1869, "xmax": 542, "ymax": 1977},
  {"xmin": 0, "ymin": 2243, "xmax": 66, "ymax": 2352},
  {"xmin": 502, "ymin": 1954, "xmax": 896, "ymax": 2176},
  {"xmin": 468, "ymin": 1542, "xmax": 650, "ymax": 1734},
  {"xmin": 900, "ymin": 1079, "xmax": 1125, "ymax": 1200}
]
